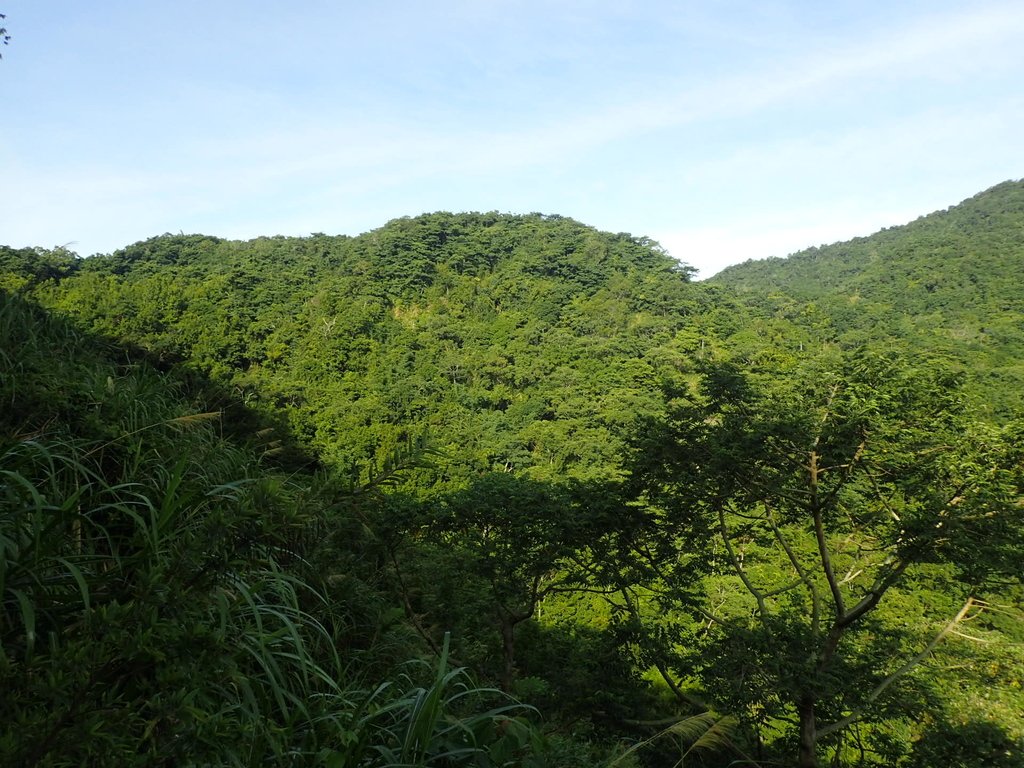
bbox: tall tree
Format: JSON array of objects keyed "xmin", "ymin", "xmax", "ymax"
[
  {"xmin": 627, "ymin": 350, "xmax": 1023, "ymax": 767},
  {"xmin": 407, "ymin": 473, "xmax": 626, "ymax": 691}
]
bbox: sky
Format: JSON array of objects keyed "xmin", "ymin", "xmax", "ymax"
[{"xmin": 2, "ymin": 1, "xmax": 1023, "ymax": 278}]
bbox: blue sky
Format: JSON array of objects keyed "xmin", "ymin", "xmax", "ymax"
[{"xmin": 3, "ymin": 1, "xmax": 1023, "ymax": 277}]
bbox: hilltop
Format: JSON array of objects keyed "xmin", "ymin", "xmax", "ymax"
[{"xmin": 712, "ymin": 180, "xmax": 1024, "ymax": 413}]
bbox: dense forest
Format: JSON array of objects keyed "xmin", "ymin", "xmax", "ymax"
[
  {"xmin": 2, "ymin": 181, "xmax": 1022, "ymax": 766},
  {"xmin": 713, "ymin": 180, "xmax": 1024, "ymax": 416}
]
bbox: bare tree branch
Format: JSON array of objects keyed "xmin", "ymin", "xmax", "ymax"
[{"xmin": 819, "ymin": 598, "xmax": 980, "ymax": 739}]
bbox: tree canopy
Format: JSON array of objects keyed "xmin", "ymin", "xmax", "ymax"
[{"xmin": 2, "ymin": 186, "xmax": 1023, "ymax": 766}]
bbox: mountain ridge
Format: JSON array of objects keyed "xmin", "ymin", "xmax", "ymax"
[
  {"xmin": 711, "ymin": 179, "xmax": 1024, "ymax": 296},
  {"xmin": 708, "ymin": 179, "xmax": 1024, "ymax": 414}
]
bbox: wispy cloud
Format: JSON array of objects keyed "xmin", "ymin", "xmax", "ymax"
[
  {"xmin": 210, "ymin": 1, "xmax": 1024, "ymax": 190},
  {"xmin": 2, "ymin": 2, "xmax": 1022, "ymax": 258}
]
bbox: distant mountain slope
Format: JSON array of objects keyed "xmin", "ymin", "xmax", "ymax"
[
  {"xmin": 713, "ymin": 180, "xmax": 1024, "ymax": 302},
  {"xmin": 711, "ymin": 180, "xmax": 1024, "ymax": 414}
]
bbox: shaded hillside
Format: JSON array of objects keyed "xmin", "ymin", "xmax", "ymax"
[
  {"xmin": 711, "ymin": 180, "xmax": 1024, "ymax": 414},
  {"xmin": 0, "ymin": 291, "xmax": 565, "ymax": 766}
]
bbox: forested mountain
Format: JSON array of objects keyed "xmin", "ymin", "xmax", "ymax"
[
  {"xmin": 8, "ymin": 213, "xmax": 715, "ymax": 483},
  {"xmin": 712, "ymin": 179, "xmax": 1024, "ymax": 414},
  {"xmin": 2, "ymin": 193, "xmax": 1022, "ymax": 767}
]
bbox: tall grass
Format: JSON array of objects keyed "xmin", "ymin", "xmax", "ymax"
[{"xmin": 1, "ymin": 292, "xmax": 552, "ymax": 766}]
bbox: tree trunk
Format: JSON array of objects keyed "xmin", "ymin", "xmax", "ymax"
[
  {"xmin": 499, "ymin": 615, "xmax": 516, "ymax": 692},
  {"xmin": 797, "ymin": 694, "xmax": 818, "ymax": 768}
]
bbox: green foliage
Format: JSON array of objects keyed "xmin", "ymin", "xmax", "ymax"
[
  {"xmin": 328, "ymin": 634, "xmax": 548, "ymax": 768},
  {"xmin": 18, "ymin": 213, "xmax": 706, "ymax": 484},
  {"xmin": 623, "ymin": 348, "xmax": 1024, "ymax": 766},
  {"xmin": 0, "ymin": 246, "xmax": 79, "ymax": 292},
  {"xmin": 3, "ymin": 183, "xmax": 1023, "ymax": 766},
  {"xmin": 908, "ymin": 719, "xmax": 1024, "ymax": 767},
  {"xmin": 0, "ymin": 292, "xmax": 555, "ymax": 766},
  {"xmin": 388, "ymin": 474, "xmax": 641, "ymax": 694},
  {"xmin": 713, "ymin": 179, "xmax": 1024, "ymax": 416},
  {"xmin": 1, "ymin": 297, "xmax": 335, "ymax": 763},
  {"xmin": 608, "ymin": 712, "xmax": 739, "ymax": 768}
]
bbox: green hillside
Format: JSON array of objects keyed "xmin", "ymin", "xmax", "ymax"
[
  {"xmin": 712, "ymin": 180, "xmax": 1024, "ymax": 413},
  {"xmin": 0, "ymin": 290, "xmax": 571, "ymax": 766},
  {"xmin": 7, "ymin": 213, "xmax": 715, "ymax": 483},
  {"xmin": 2, "ymin": 196, "xmax": 1022, "ymax": 767}
]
